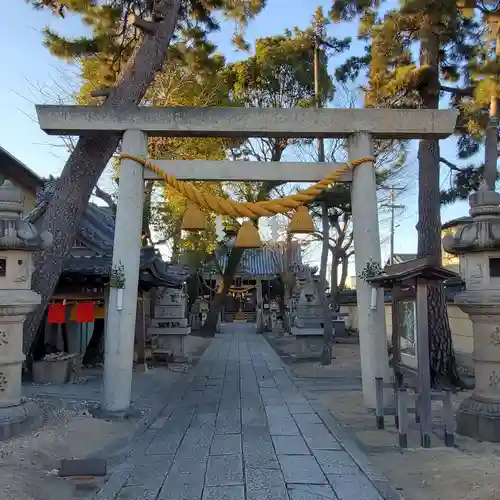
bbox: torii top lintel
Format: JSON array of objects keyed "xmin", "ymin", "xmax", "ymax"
[{"xmin": 36, "ymin": 105, "xmax": 458, "ymax": 140}]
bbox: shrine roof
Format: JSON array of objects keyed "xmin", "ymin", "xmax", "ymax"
[
  {"xmin": 369, "ymin": 257, "xmax": 459, "ymax": 287},
  {"xmin": 0, "ymin": 145, "xmax": 44, "ymax": 193},
  {"xmin": 27, "ymin": 194, "xmax": 188, "ymax": 287},
  {"xmin": 213, "ymin": 243, "xmax": 303, "ymax": 277}
]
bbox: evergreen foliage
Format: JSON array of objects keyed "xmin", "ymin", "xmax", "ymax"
[
  {"xmin": 331, "ymin": 0, "xmax": 498, "ymax": 203},
  {"xmin": 26, "ymin": 0, "xmax": 266, "ymax": 84}
]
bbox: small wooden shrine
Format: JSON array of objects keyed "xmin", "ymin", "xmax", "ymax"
[
  {"xmin": 201, "ymin": 242, "xmax": 304, "ymax": 324},
  {"xmin": 26, "ymin": 181, "xmax": 189, "ymax": 364}
]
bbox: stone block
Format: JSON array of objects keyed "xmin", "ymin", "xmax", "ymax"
[
  {"xmin": 32, "ymin": 358, "xmax": 69, "ymax": 385},
  {"xmin": 457, "ymin": 401, "xmax": 500, "ymax": 442},
  {"xmin": 268, "ymin": 416, "xmax": 300, "ymax": 436},
  {"xmin": 59, "ymin": 458, "xmax": 107, "ymax": 478},
  {"xmin": 202, "ymin": 486, "xmax": 245, "ymax": 500},
  {"xmin": 155, "ymin": 305, "xmax": 186, "ymax": 319},
  {"xmin": 242, "ymin": 428, "xmax": 280, "ymax": 470},
  {"xmin": 312, "ymin": 450, "xmax": 359, "ymax": 475},
  {"xmin": 304, "ymin": 436, "xmax": 342, "ymax": 451},
  {"xmin": 327, "ymin": 473, "xmax": 384, "ymax": 500},
  {"xmin": 293, "ymin": 413, "xmax": 322, "ymax": 426},
  {"xmin": 0, "ymin": 400, "xmax": 42, "ymax": 441},
  {"xmin": 157, "ymin": 289, "xmax": 186, "ymax": 306},
  {"xmin": 149, "ymin": 326, "xmax": 191, "ymax": 336},
  {"xmin": 149, "ymin": 327, "xmax": 191, "ymax": 359},
  {"xmin": 152, "ymin": 318, "xmax": 188, "ymax": 328},
  {"xmin": 272, "ymin": 435, "xmax": 310, "ymax": 455},
  {"xmin": 215, "ymin": 409, "xmax": 241, "ymax": 435},
  {"xmin": 205, "ymin": 454, "xmax": 243, "ymax": 486},
  {"xmin": 287, "ymin": 484, "xmax": 337, "ymax": 500},
  {"xmin": 211, "ymin": 434, "xmax": 242, "ymax": 455},
  {"xmin": 277, "ymin": 455, "xmax": 327, "ymax": 484},
  {"xmin": 292, "ymin": 330, "xmax": 324, "ymax": 360},
  {"xmin": 287, "ymin": 403, "xmax": 314, "ymax": 415},
  {"xmin": 245, "ymin": 468, "xmax": 288, "ymax": 500},
  {"xmin": 158, "ymin": 474, "xmax": 204, "ymax": 500},
  {"xmin": 332, "ymin": 319, "xmax": 347, "ymax": 337}
]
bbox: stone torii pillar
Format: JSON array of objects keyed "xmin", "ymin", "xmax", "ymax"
[
  {"xmin": 101, "ymin": 130, "xmax": 146, "ymax": 416},
  {"xmin": 349, "ymin": 132, "xmax": 392, "ymax": 409}
]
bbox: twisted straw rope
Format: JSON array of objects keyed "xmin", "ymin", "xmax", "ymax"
[{"xmin": 119, "ymin": 154, "xmax": 374, "ymax": 218}]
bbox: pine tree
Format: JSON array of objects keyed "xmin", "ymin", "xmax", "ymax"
[
  {"xmin": 22, "ymin": 0, "xmax": 266, "ymax": 355},
  {"xmin": 441, "ymin": 2, "xmax": 499, "ymax": 202},
  {"xmin": 330, "ymin": 0, "xmax": 485, "ymax": 385}
]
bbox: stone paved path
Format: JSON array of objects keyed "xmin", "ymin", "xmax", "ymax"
[{"xmin": 94, "ymin": 325, "xmax": 392, "ymax": 500}]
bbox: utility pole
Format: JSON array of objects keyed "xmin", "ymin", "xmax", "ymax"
[
  {"xmin": 381, "ymin": 186, "xmax": 405, "ymax": 265},
  {"xmin": 313, "ymin": 32, "xmax": 335, "ymax": 365}
]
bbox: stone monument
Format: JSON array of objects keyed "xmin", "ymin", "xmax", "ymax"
[
  {"xmin": 148, "ymin": 287, "xmax": 191, "ymax": 360},
  {"xmin": 0, "ymin": 178, "xmax": 51, "ymax": 439},
  {"xmin": 291, "ymin": 270, "xmax": 324, "ymax": 359},
  {"xmin": 443, "ymin": 184, "xmax": 500, "ymax": 441}
]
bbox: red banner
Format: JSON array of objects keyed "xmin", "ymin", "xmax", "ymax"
[
  {"xmin": 75, "ymin": 302, "xmax": 95, "ymax": 323},
  {"xmin": 48, "ymin": 303, "xmax": 66, "ymax": 324}
]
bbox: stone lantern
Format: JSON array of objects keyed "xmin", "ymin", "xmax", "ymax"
[
  {"xmin": 443, "ymin": 185, "xmax": 500, "ymax": 441},
  {"xmin": 0, "ymin": 177, "xmax": 51, "ymax": 439}
]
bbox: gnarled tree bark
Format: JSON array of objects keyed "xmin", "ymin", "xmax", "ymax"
[
  {"xmin": 200, "ymin": 247, "xmax": 245, "ymax": 336},
  {"xmin": 417, "ymin": 16, "xmax": 460, "ymax": 387},
  {"xmin": 23, "ymin": 0, "xmax": 181, "ymax": 356}
]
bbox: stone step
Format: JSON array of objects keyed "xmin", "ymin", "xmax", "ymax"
[
  {"xmin": 151, "ymin": 318, "xmax": 188, "ymax": 328},
  {"xmin": 148, "ymin": 327, "xmax": 191, "ymax": 336}
]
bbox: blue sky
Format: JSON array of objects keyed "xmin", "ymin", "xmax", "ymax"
[{"xmin": 1, "ymin": 0, "xmax": 473, "ymax": 269}]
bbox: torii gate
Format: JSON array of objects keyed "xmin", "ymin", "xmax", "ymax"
[{"xmin": 36, "ymin": 105, "xmax": 457, "ymax": 415}]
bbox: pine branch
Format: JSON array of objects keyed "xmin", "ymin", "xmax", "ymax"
[
  {"xmin": 93, "ymin": 185, "xmax": 116, "ymax": 211},
  {"xmin": 440, "ymin": 85, "xmax": 475, "ymax": 97},
  {"xmin": 439, "ymin": 157, "xmax": 463, "ymax": 172}
]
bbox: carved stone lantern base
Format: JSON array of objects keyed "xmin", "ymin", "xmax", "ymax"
[
  {"xmin": 0, "ymin": 398, "xmax": 42, "ymax": 441},
  {"xmin": 454, "ymin": 300, "xmax": 500, "ymax": 442},
  {"xmin": 457, "ymin": 397, "xmax": 500, "ymax": 442}
]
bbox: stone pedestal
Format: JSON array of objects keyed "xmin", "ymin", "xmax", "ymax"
[
  {"xmin": 0, "ymin": 179, "xmax": 48, "ymax": 439},
  {"xmin": 443, "ymin": 187, "xmax": 500, "ymax": 441},
  {"xmin": 291, "ymin": 271, "xmax": 324, "ymax": 360},
  {"xmin": 149, "ymin": 287, "xmax": 191, "ymax": 360}
]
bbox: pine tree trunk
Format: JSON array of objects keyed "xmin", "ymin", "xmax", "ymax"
[
  {"xmin": 339, "ymin": 252, "xmax": 349, "ymax": 292},
  {"xmin": 170, "ymin": 219, "xmax": 182, "ymax": 263},
  {"xmin": 23, "ymin": 0, "xmax": 181, "ymax": 355},
  {"xmin": 200, "ymin": 247, "xmax": 245, "ymax": 337},
  {"xmin": 418, "ymin": 19, "xmax": 460, "ymax": 386},
  {"xmin": 320, "ymin": 203, "xmax": 333, "ymax": 365},
  {"xmin": 329, "ymin": 249, "xmax": 339, "ymax": 311},
  {"xmin": 142, "ymin": 180, "xmax": 155, "ymax": 246}
]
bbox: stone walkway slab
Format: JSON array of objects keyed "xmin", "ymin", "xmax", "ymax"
[{"xmin": 92, "ymin": 324, "xmax": 399, "ymax": 500}]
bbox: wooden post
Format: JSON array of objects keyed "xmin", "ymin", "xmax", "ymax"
[
  {"xmin": 442, "ymin": 389, "xmax": 455, "ymax": 447},
  {"xmin": 135, "ymin": 295, "xmax": 147, "ymax": 372},
  {"xmin": 416, "ymin": 278, "xmax": 432, "ymax": 448},
  {"xmin": 256, "ymin": 278, "xmax": 263, "ymax": 333},
  {"xmin": 375, "ymin": 377, "xmax": 385, "ymax": 429},
  {"xmin": 392, "ymin": 284, "xmax": 402, "ymax": 428},
  {"xmin": 397, "ymin": 387, "xmax": 409, "ymax": 449}
]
